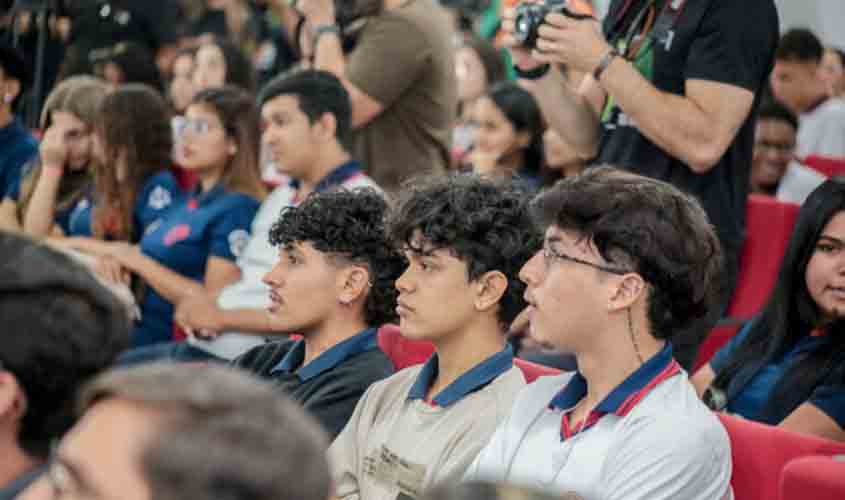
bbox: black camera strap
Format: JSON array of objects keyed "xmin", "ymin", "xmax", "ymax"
[{"xmin": 608, "ymin": 0, "xmax": 689, "ymax": 60}]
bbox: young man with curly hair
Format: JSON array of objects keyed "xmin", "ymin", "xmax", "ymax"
[
  {"xmin": 232, "ymin": 187, "xmax": 405, "ymax": 438},
  {"xmin": 328, "ymin": 174, "xmax": 539, "ymax": 500},
  {"xmin": 120, "ymin": 69, "xmax": 380, "ymax": 365},
  {"xmin": 465, "ymin": 167, "xmax": 732, "ymax": 500}
]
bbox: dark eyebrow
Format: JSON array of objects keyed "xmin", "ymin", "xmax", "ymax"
[{"xmin": 818, "ymin": 235, "xmax": 845, "ymax": 246}]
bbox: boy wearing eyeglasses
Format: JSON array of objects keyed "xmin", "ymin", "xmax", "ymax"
[{"xmin": 465, "ymin": 167, "xmax": 732, "ymax": 500}]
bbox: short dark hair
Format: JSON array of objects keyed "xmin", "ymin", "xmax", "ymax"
[
  {"xmin": 530, "ymin": 166, "xmax": 723, "ymax": 339},
  {"xmin": 776, "ymin": 29, "xmax": 824, "ymax": 63},
  {"xmin": 80, "ymin": 364, "xmax": 331, "ymax": 500},
  {"xmin": 390, "ymin": 173, "xmax": 541, "ymax": 327},
  {"xmin": 758, "ymin": 98, "xmax": 799, "ymax": 131},
  {"xmin": 268, "ymin": 188, "xmax": 405, "ymax": 327},
  {"xmin": 0, "ymin": 233, "xmax": 130, "ymax": 459},
  {"xmin": 258, "ymin": 69, "xmax": 352, "ymax": 146}
]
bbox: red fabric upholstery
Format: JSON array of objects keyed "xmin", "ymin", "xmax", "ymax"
[
  {"xmin": 727, "ymin": 195, "xmax": 799, "ymax": 319},
  {"xmin": 718, "ymin": 415, "xmax": 845, "ymax": 500},
  {"xmin": 804, "ymin": 155, "xmax": 845, "ymax": 178},
  {"xmin": 693, "ymin": 323, "xmax": 742, "ymax": 372},
  {"xmin": 376, "ymin": 325, "xmax": 562, "ymax": 381},
  {"xmin": 779, "ymin": 455, "xmax": 845, "ymax": 500}
]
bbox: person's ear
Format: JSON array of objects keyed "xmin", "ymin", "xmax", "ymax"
[
  {"xmin": 338, "ymin": 266, "xmax": 371, "ymax": 306},
  {"xmin": 607, "ymin": 273, "xmax": 647, "ymax": 312},
  {"xmin": 474, "ymin": 270, "xmax": 508, "ymax": 312},
  {"xmin": 0, "ymin": 372, "xmax": 27, "ymax": 422},
  {"xmin": 316, "ymin": 112, "xmax": 338, "ymax": 142}
]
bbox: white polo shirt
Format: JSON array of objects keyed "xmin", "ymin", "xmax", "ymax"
[
  {"xmin": 190, "ymin": 162, "xmax": 377, "ymax": 359},
  {"xmin": 465, "ymin": 345, "xmax": 733, "ymax": 500}
]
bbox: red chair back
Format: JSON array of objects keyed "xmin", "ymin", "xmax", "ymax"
[
  {"xmin": 804, "ymin": 155, "xmax": 845, "ymax": 178},
  {"xmin": 718, "ymin": 414, "xmax": 845, "ymax": 500},
  {"xmin": 376, "ymin": 325, "xmax": 562, "ymax": 382},
  {"xmin": 727, "ymin": 195, "xmax": 799, "ymax": 319},
  {"xmin": 779, "ymin": 455, "xmax": 845, "ymax": 500},
  {"xmin": 693, "ymin": 323, "xmax": 742, "ymax": 372}
]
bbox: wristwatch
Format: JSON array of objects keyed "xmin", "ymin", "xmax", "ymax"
[
  {"xmin": 513, "ymin": 63, "xmax": 551, "ymax": 80},
  {"xmin": 312, "ymin": 24, "xmax": 341, "ymax": 48}
]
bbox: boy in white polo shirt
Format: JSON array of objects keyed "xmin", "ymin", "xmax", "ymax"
[
  {"xmin": 328, "ymin": 174, "xmax": 539, "ymax": 500},
  {"xmin": 465, "ymin": 167, "xmax": 733, "ymax": 500}
]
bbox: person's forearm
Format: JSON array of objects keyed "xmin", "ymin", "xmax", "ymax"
[
  {"xmin": 598, "ymin": 57, "xmax": 724, "ymax": 173},
  {"xmin": 530, "ymin": 67, "xmax": 602, "ymax": 159},
  {"xmin": 313, "ymin": 32, "xmax": 346, "ymax": 79},
  {"xmin": 23, "ymin": 166, "xmax": 63, "ymax": 237},
  {"xmin": 124, "ymin": 253, "xmax": 206, "ymax": 305},
  {"xmin": 217, "ymin": 308, "xmax": 279, "ymax": 334}
]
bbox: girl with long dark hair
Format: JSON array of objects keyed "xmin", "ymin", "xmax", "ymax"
[{"xmin": 693, "ymin": 178, "xmax": 845, "ymax": 441}]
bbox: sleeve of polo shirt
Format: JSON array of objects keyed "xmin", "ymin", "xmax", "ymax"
[
  {"xmin": 346, "ymin": 15, "xmax": 430, "ymax": 108},
  {"xmin": 808, "ymin": 363, "xmax": 845, "ymax": 430},
  {"xmin": 684, "ymin": 0, "xmax": 778, "ymax": 91},
  {"xmin": 208, "ymin": 199, "xmax": 259, "ymax": 262},
  {"xmin": 708, "ymin": 321, "xmax": 753, "ymax": 374},
  {"xmin": 598, "ymin": 415, "xmax": 733, "ymax": 500},
  {"xmin": 327, "ymin": 385, "xmax": 379, "ymax": 500}
]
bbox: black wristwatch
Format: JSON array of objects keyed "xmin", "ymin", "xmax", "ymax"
[
  {"xmin": 312, "ymin": 24, "xmax": 341, "ymax": 48},
  {"xmin": 513, "ymin": 63, "xmax": 551, "ymax": 80}
]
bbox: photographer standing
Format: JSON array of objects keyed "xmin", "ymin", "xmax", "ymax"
[
  {"xmin": 295, "ymin": 0, "xmax": 456, "ymax": 192},
  {"xmin": 504, "ymin": 0, "xmax": 779, "ymax": 369}
]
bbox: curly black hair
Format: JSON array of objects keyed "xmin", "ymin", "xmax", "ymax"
[
  {"xmin": 389, "ymin": 173, "xmax": 541, "ymax": 328},
  {"xmin": 268, "ymin": 187, "xmax": 405, "ymax": 327},
  {"xmin": 530, "ymin": 166, "xmax": 724, "ymax": 339}
]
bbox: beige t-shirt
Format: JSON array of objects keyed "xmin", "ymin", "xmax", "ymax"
[
  {"xmin": 347, "ymin": 0, "xmax": 457, "ymax": 192},
  {"xmin": 329, "ymin": 364, "xmax": 525, "ymax": 500}
]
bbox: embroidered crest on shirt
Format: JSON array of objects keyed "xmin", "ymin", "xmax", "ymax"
[
  {"xmin": 362, "ymin": 445, "xmax": 426, "ymax": 498},
  {"xmin": 164, "ymin": 224, "xmax": 191, "ymax": 246},
  {"xmin": 228, "ymin": 229, "xmax": 250, "ymax": 257},
  {"xmin": 148, "ymin": 186, "xmax": 172, "ymax": 211}
]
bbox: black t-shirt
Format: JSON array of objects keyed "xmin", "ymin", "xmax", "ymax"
[{"xmin": 597, "ymin": 0, "xmax": 779, "ymax": 248}]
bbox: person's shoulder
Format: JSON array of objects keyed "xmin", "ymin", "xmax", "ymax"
[
  {"xmin": 232, "ymin": 339, "xmax": 296, "ymax": 375},
  {"xmin": 333, "ymin": 349, "xmax": 395, "ymax": 383},
  {"xmin": 217, "ymin": 191, "xmax": 262, "ymax": 213},
  {"xmin": 372, "ymin": 0, "xmax": 451, "ymax": 36},
  {"xmin": 342, "ymin": 173, "xmax": 381, "ymax": 192},
  {"xmin": 818, "ymin": 98, "xmax": 845, "ymax": 119}
]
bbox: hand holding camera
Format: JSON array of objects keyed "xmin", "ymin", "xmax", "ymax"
[{"xmin": 503, "ymin": 0, "xmax": 612, "ymax": 78}]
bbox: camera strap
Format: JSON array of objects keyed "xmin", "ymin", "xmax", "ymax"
[{"xmin": 608, "ymin": 0, "xmax": 689, "ymax": 59}]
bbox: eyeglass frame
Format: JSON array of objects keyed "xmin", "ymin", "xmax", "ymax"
[{"xmin": 541, "ymin": 244, "xmax": 633, "ymax": 276}]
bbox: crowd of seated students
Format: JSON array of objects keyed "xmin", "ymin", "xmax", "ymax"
[{"xmin": 2, "ymin": 2, "xmax": 845, "ymax": 500}]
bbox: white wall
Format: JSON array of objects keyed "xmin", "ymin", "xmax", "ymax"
[{"xmin": 776, "ymin": 0, "xmax": 845, "ymax": 49}]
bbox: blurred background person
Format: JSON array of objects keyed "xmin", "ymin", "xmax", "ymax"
[{"xmin": 821, "ymin": 46, "xmax": 845, "ymax": 98}]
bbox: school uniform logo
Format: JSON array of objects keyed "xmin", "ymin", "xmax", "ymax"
[
  {"xmin": 148, "ymin": 186, "xmax": 173, "ymax": 211},
  {"xmin": 164, "ymin": 224, "xmax": 191, "ymax": 246},
  {"xmin": 228, "ymin": 229, "xmax": 250, "ymax": 258}
]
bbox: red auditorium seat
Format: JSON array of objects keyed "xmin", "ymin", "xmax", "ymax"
[
  {"xmin": 779, "ymin": 455, "xmax": 845, "ymax": 500},
  {"xmin": 376, "ymin": 325, "xmax": 561, "ymax": 382},
  {"xmin": 692, "ymin": 322, "xmax": 742, "ymax": 372},
  {"xmin": 727, "ymin": 195, "xmax": 800, "ymax": 320},
  {"xmin": 804, "ymin": 155, "xmax": 845, "ymax": 178},
  {"xmin": 718, "ymin": 414, "xmax": 845, "ymax": 500}
]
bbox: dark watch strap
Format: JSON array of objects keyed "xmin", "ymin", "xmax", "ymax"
[{"xmin": 513, "ymin": 63, "xmax": 551, "ymax": 80}]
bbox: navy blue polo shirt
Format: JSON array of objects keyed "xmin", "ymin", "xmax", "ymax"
[
  {"xmin": 132, "ymin": 184, "xmax": 260, "ymax": 347},
  {"xmin": 271, "ymin": 327, "xmax": 379, "ymax": 379},
  {"xmin": 710, "ymin": 322, "xmax": 845, "ymax": 427},
  {"xmin": 0, "ymin": 118, "xmax": 38, "ymax": 199},
  {"xmin": 408, "ymin": 345, "xmax": 514, "ymax": 406},
  {"xmin": 64, "ymin": 170, "xmax": 180, "ymax": 238},
  {"xmin": 549, "ymin": 343, "xmax": 681, "ymax": 440}
]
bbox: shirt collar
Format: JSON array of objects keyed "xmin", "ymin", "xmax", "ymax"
[
  {"xmin": 269, "ymin": 327, "xmax": 379, "ymax": 381},
  {"xmin": 189, "ymin": 182, "xmax": 226, "ymax": 208},
  {"xmin": 408, "ymin": 345, "xmax": 514, "ymax": 407},
  {"xmin": 549, "ymin": 343, "xmax": 680, "ymax": 438},
  {"xmin": 0, "ymin": 465, "xmax": 45, "ymax": 500},
  {"xmin": 288, "ymin": 160, "xmax": 363, "ymax": 194}
]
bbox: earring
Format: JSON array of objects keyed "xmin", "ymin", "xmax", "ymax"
[{"xmin": 3, "ymin": 95, "xmax": 13, "ymax": 104}]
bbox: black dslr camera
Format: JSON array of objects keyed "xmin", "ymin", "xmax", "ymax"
[{"xmin": 513, "ymin": 0, "xmax": 593, "ymax": 49}]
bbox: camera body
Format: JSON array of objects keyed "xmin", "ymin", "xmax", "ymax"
[{"xmin": 513, "ymin": 0, "xmax": 592, "ymax": 49}]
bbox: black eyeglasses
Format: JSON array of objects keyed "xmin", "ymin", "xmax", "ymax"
[{"xmin": 542, "ymin": 245, "xmax": 631, "ymax": 275}]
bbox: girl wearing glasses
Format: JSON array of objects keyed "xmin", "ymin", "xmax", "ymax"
[
  {"xmin": 97, "ymin": 86, "xmax": 265, "ymax": 349},
  {"xmin": 693, "ymin": 178, "xmax": 845, "ymax": 441},
  {"xmin": 0, "ymin": 76, "xmax": 107, "ymax": 236}
]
